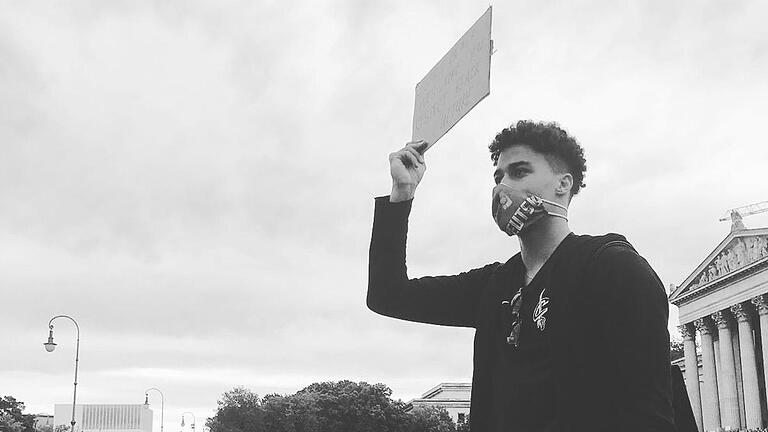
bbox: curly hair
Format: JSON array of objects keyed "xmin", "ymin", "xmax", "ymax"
[{"xmin": 488, "ymin": 120, "xmax": 587, "ymax": 196}]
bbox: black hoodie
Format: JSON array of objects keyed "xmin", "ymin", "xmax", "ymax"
[{"xmin": 367, "ymin": 197, "xmax": 674, "ymax": 432}]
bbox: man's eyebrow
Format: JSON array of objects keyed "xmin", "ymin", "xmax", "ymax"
[{"xmin": 493, "ymin": 161, "xmax": 532, "ymax": 178}]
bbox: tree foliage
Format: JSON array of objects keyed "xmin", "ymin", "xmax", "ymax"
[
  {"xmin": 456, "ymin": 414, "xmax": 470, "ymax": 432},
  {"xmin": 1, "ymin": 412, "xmax": 26, "ymax": 432},
  {"xmin": 298, "ymin": 380, "xmax": 408, "ymax": 432},
  {"xmin": 206, "ymin": 387, "xmax": 264, "ymax": 432},
  {"xmin": 206, "ymin": 382, "xmax": 457, "ymax": 432},
  {"xmin": 670, "ymin": 337, "xmax": 684, "ymax": 362},
  {"xmin": 261, "ymin": 392, "xmax": 319, "ymax": 432},
  {"xmin": 406, "ymin": 406, "xmax": 456, "ymax": 432},
  {"xmin": 0, "ymin": 396, "xmax": 35, "ymax": 432}
]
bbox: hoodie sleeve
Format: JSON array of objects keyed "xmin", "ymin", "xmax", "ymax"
[
  {"xmin": 367, "ymin": 196, "xmax": 498, "ymax": 328},
  {"xmin": 587, "ymin": 244, "xmax": 675, "ymax": 432}
]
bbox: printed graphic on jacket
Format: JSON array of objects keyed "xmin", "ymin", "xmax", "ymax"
[{"xmin": 533, "ymin": 288, "xmax": 549, "ymax": 331}]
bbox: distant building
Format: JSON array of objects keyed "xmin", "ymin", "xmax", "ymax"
[
  {"xmin": 34, "ymin": 414, "xmax": 54, "ymax": 428},
  {"xmin": 53, "ymin": 404, "xmax": 152, "ymax": 432},
  {"xmin": 405, "ymin": 383, "xmax": 471, "ymax": 425}
]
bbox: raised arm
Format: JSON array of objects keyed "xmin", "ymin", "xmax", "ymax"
[
  {"xmin": 367, "ymin": 141, "xmax": 497, "ymax": 328},
  {"xmin": 367, "ymin": 196, "xmax": 497, "ymax": 327}
]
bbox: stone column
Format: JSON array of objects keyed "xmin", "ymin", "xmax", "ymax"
[
  {"xmin": 711, "ymin": 310, "xmax": 740, "ymax": 430},
  {"xmin": 752, "ymin": 294, "xmax": 768, "ymax": 425},
  {"xmin": 732, "ymin": 302, "xmax": 763, "ymax": 429},
  {"xmin": 731, "ymin": 327, "xmax": 746, "ymax": 429},
  {"xmin": 695, "ymin": 317, "xmax": 721, "ymax": 432},
  {"xmin": 680, "ymin": 322, "xmax": 703, "ymax": 432},
  {"xmin": 713, "ymin": 337, "xmax": 725, "ymax": 418}
]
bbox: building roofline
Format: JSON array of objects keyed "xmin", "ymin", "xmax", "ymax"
[
  {"xmin": 420, "ymin": 382, "xmax": 472, "ymax": 399},
  {"xmin": 670, "ymin": 228, "xmax": 768, "ymax": 304}
]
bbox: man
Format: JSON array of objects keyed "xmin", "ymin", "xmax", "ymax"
[{"xmin": 367, "ymin": 121, "xmax": 674, "ymax": 432}]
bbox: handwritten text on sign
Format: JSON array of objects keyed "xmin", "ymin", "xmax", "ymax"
[{"xmin": 412, "ymin": 7, "xmax": 492, "ymax": 149}]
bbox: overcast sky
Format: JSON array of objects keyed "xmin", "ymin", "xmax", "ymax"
[{"xmin": 2, "ymin": 0, "xmax": 768, "ymax": 430}]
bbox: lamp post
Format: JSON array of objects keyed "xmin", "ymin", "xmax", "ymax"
[
  {"xmin": 43, "ymin": 315, "xmax": 80, "ymax": 432},
  {"xmin": 181, "ymin": 412, "xmax": 195, "ymax": 432},
  {"xmin": 144, "ymin": 388, "xmax": 164, "ymax": 432}
]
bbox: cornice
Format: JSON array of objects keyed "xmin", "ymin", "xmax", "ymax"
[
  {"xmin": 670, "ymin": 256, "xmax": 768, "ymax": 306},
  {"xmin": 669, "ymin": 228, "xmax": 768, "ymax": 303}
]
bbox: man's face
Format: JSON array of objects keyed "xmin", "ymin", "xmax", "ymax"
[{"xmin": 492, "ymin": 145, "xmax": 564, "ymax": 202}]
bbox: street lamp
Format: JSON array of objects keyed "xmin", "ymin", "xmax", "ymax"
[
  {"xmin": 144, "ymin": 387, "xmax": 164, "ymax": 432},
  {"xmin": 43, "ymin": 315, "xmax": 80, "ymax": 432},
  {"xmin": 181, "ymin": 412, "xmax": 196, "ymax": 432}
]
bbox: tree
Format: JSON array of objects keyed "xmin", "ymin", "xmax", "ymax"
[
  {"xmin": 1, "ymin": 412, "xmax": 25, "ymax": 432},
  {"xmin": 405, "ymin": 406, "xmax": 456, "ymax": 432},
  {"xmin": 0, "ymin": 396, "xmax": 35, "ymax": 432},
  {"xmin": 261, "ymin": 392, "xmax": 319, "ymax": 432},
  {"xmin": 261, "ymin": 394, "xmax": 293, "ymax": 432},
  {"xmin": 670, "ymin": 337, "xmax": 684, "ymax": 362},
  {"xmin": 208, "ymin": 382, "xmax": 460, "ymax": 432},
  {"xmin": 206, "ymin": 387, "xmax": 264, "ymax": 432},
  {"xmin": 297, "ymin": 381, "xmax": 407, "ymax": 432},
  {"xmin": 456, "ymin": 414, "xmax": 470, "ymax": 432},
  {"xmin": 287, "ymin": 392, "xmax": 320, "ymax": 432}
]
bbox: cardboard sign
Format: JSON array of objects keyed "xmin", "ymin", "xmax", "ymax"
[{"xmin": 412, "ymin": 7, "xmax": 492, "ymax": 150}]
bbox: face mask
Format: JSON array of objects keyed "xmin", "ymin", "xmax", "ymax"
[{"xmin": 492, "ymin": 182, "xmax": 568, "ymax": 236}]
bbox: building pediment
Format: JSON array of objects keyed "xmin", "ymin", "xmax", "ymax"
[{"xmin": 669, "ymin": 228, "xmax": 768, "ymax": 305}]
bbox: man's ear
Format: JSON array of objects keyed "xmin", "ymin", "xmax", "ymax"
[{"xmin": 555, "ymin": 173, "xmax": 573, "ymax": 197}]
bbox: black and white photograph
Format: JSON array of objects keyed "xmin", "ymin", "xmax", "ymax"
[{"xmin": 2, "ymin": 1, "xmax": 768, "ymax": 432}]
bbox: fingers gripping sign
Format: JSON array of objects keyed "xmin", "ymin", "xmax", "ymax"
[{"xmin": 389, "ymin": 140, "xmax": 429, "ymax": 202}]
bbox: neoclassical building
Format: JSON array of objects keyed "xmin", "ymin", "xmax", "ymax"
[{"xmin": 669, "ymin": 217, "xmax": 768, "ymax": 432}]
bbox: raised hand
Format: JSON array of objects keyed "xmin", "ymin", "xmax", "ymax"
[{"xmin": 389, "ymin": 140, "xmax": 428, "ymax": 202}]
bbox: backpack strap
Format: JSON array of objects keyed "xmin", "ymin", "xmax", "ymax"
[
  {"xmin": 580, "ymin": 239, "xmax": 638, "ymax": 292},
  {"xmin": 590, "ymin": 239, "xmax": 636, "ymax": 266}
]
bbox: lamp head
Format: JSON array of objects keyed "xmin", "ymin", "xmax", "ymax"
[
  {"xmin": 44, "ymin": 327, "xmax": 56, "ymax": 352},
  {"xmin": 181, "ymin": 417, "xmax": 185, "ymax": 427},
  {"xmin": 144, "ymin": 394, "xmax": 149, "ymax": 406}
]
